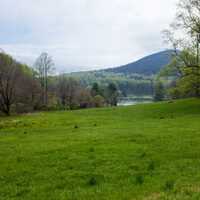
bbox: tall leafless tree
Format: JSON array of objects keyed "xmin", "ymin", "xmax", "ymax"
[
  {"xmin": 57, "ymin": 76, "xmax": 82, "ymax": 109},
  {"xmin": 35, "ymin": 52, "xmax": 54, "ymax": 106}
]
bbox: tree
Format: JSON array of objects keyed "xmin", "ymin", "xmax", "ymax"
[
  {"xmin": 0, "ymin": 52, "xmax": 44, "ymax": 115},
  {"xmin": 105, "ymin": 83, "xmax": 119, "ymax": 106},
  {"xmin": 92, "ymin": 95, "xmax": 105, "ymax": 107},
  {"xmin": 154, "ymin": 81, "xmax": 165, "ymax": 101},
  {"xmin": 175, "ymin": 0, "xmax": 200, "ymax": 35},
  {"xmin": 17, "ymin": 67, "xmax": 42, "ymax": 111},
  {"xmin": 35, "ymin": 52, "xmax": 54, "ymax": 106},
  {"xmin": 78, "ymin": 88, "xmax": 93, "ymax": 109},
  {"xmin": 162, "ymin": 0, "xmax": 200, "ymax": 98},
  {"xmin": 0, "ymin": 53, "xmax": 20, "ymax": 115},
  {"xmin": 57, "ymin": 76, "xmax": 80, "ymax": 109},
  {"xmin": 91, "ymin": 82, "xmax": 100, "ymax": 97},
  {"xmin": 160, "ymin": 49, "xmax": 200, "ymax": 98},
  {"xmin": 57, "ymin": 75, "xmax": 69, "ymax": 108}
]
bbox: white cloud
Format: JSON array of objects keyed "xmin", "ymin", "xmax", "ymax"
[{"xmin": 0, "ymin": 0, "xmax": 178, "ymax": 72}]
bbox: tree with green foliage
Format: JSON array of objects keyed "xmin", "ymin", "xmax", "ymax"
[
  {"xmin": 92, "ymin": 95, "xmax": 105, "ymax": 107},
  {"xmin": 0, "ymin": 53, "xmax": 20, "ymax": 115},
  {"xmin": 0, "ymin": 53, "xmax": 41, "ymax": 115},
  {"xmin": 162, "ymin": 0, "xmax": 200, "ymax": 98},
  {"xmin": 160, "ymin": 49, "xmax": 200, "ymax": 98},
  {"xmin": 91, "ymin": 82, "xmax": 100, "ymax": 97},
  {"xmin": 154, "ymin": 81, "xmax": 165, "ymax": 101},
  {"xmin": 105, "ymin": 83, "xmax": 119, "ymax": 106}
]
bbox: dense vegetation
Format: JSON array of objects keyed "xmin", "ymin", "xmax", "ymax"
[
  {"xmin": 158, "ymin": 0, "xmax": 200, "ymax": 100},
  {"xmin": 65, "ymin": 50, "xmax": 175, "ymax": 98},
  {"xmin": 1, "ymin": 0, "xmax": 200, "ymax": 114},
  {"xmin": 0, "ymin": 52, "xmax": 120, "ymax": 115},
  {"xmin": 0, "ymin": 98, "xmax": 200, "ymax": 200},
  {"xmin": 66, "ymin": 71, "xmax": 154, "ymax": 97}
]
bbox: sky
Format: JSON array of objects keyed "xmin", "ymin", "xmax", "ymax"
[{"xmin": 0, "ymin": 0, "xmax": 178, "ymax": 72}]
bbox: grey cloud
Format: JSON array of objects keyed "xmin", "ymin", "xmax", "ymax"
[{"xmin": 0, "ymin": 0, "xmax": 178, "ymax": 72}]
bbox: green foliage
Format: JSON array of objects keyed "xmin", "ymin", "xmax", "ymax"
[
  {"xmin": 163, "ymin": 180, "xmax": 175, "ymax": 192},
  {"xmin": 65, "ymin": 71, "xmax": 154, "ymax": 96},
  {"xmin": 160, "ymin": 49, "xmax": 200, "ymax": 99},
  {"xmin": 91, "ymin": 82, "xmax": 100, "ymax": 97},
  {"xmin": 154, "ymin": 81, "xmax": 165, "ymax": 101},
  {"xmin": 88, "ymin": 177, "xmax": 97, "ymax": 186},
  {"xmin": 135, "ymin": 174, "xmax": 144, "ymax": 185},
  {"xmin": 105, "ymin": 83, "xmax": 119, "ymax": 106},
  {"xmin": 147, "ymin": 161, "xmax": 155, "ymax": 171},
  {"xmin": 92, "ymin": 95, "xmax": 105, "ymax": 107},
  {"xmin": 0, "ymin": 52, "xmax": 42, "ymax": 115}
]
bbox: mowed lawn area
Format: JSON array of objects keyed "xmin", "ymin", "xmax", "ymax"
[{"xmin": 0, "ymin": 99, "xmax": 200, "ymax": 200}]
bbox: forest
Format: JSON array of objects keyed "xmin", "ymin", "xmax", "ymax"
[{"xmin": 0, "ymin": 52, "xmax": 119, "ymax": 115}]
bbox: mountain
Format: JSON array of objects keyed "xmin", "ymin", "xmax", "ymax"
[{"xmin": 105, "ymin": 50, "xmax": 174, "ymax": 75}]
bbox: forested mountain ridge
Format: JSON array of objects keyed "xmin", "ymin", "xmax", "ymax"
[
  {"xmin": 66, "ymin": 50, "xmax": 175, "ymax": 97},
  {"xmin": 105, "ymin": 50, "xmax": 174, "ymax": 75}
]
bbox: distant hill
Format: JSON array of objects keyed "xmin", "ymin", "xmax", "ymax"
[{"xmin": 105, "ymin": 50, "xmax": 174, "ymax": 75}]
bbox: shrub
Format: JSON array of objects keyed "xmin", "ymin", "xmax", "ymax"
[
  {"xmin": 163, "ymin": 180, "xmax": 175, "ymax": 192},
  {"xmin": 74, "ymin": 125, "xmax": 78, "ymax": 129},
  {"xmin": 88, "ymin": 177, "xmax": 97, "ymax": 186},
  {"xmin": 89, "ymin": 147, "xmax": 95, "ymax": 152},
  {"xmin": 135, "ymin": 174, "xmax": 144, "ymax": 185},
  {"xmin": 92, "ymin": 95, "xmax": 105, "ymax": 108},
  {"xmin": 147, "ymin": 161, "xmax": 155, "ymax": 171}
]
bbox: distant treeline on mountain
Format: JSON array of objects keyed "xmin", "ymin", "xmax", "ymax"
[
  {"xmin": 105, "ymin": 50, "xmax": 174, "ymax": 75},
  {"xmin": 66, "ymin": 50, "xmax": 175, "ymax": 97}
]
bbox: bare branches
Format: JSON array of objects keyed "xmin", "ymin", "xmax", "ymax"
[
  {"xmin": 35, "ymin": 52, "xmax": 54, "ymax": 106},
  {"xmin": 162, "ymin": 0, "xmax": 200, "ymax": 98},
  {"xmin": 0, "ymin": 53, "xmax": 21, "ymax": 115},
  {"xmin": 176, "ymin": 0, "xmax": 200, "ymax": 35}
]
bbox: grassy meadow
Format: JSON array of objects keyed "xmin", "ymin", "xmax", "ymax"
[{"xmin": 0, "ymin": 99, "xmax": 200, "ymax": 200}]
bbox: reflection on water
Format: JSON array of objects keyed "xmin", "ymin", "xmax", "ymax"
[{"xmin": 118, "ymin": 98, "xmax": 153, "ymax": 106}]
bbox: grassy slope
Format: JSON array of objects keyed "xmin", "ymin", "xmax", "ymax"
[{"xmin": 0, "ymin": 99, "xmax": 200, "ymax": 200}]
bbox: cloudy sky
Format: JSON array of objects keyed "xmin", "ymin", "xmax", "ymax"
[{"xmin": 0, "ymin": 0, "xmax": 178, "ymax": 72}]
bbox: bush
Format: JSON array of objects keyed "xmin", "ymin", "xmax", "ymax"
[
  {"xmin": 92, "ymin": 95, "xmax": 105, "ymax": 108},
  {"xmin": 163, "ymin": 180, "xmax": 175, "ymax": 192},
  {"xmin": 147, "ymin": 161, "xmax": 155, "ymax": 171},
  {"xmin": 135, "ymin": 174, "xmax": 144, "ymax": 185},
  {"xmin": 88, "ymin": 177, "xmax": 97, "ymax": 186}
]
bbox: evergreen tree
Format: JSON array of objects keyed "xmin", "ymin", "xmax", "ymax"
[
  {"xmin": 106, "ymin": 83, "xmax": 119, "ymax": 106},
  {"xmin": 154, "ymin": 81, "xmax": 165, "ymax": 101}
]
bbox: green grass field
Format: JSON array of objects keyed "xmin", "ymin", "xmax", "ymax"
[{"xmin": 1, "ymin": 99, "xmax": 200, "ymax": 200}]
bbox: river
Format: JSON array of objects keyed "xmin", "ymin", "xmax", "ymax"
[{"xmin": 118, "ymin": 97, "xmax": 153, "ymax": 106}]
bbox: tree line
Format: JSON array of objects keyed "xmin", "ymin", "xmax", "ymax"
[
  {"xmin": 66, "ymin": 71, "xmax": 155, "ymax": 97},
  {"xmin": 0, "ymin": 52, "xmax": 119, "ymax": 116}
]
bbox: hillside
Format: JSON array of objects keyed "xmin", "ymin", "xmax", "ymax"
[
  {"xmin": 1, "ymin": 99, "xmax": 200, "ymax": 200},
  {"xmin": 65, "ymin": 50, "xmax": 175, "ymax": 97},
  {"xmin": 106, "ymin": 50, "xmax": 174, "ymax": 75}
]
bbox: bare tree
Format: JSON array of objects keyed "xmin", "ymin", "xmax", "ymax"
[
  {"xmin": 16, "ymin": 69, "xmax": 43, "ymax": 112},
  {"xmin": 57, "ymin": 75, "xmax": 69, "ymax": 107},
  {"xmin": 57, "ymin": 76, "xmax": 82, "ymax": 109},
  {"xmin": 163, "ymin": 0, "xmax": 200, "ymax": 48},
  {"xmin": 176, "ymin": 0, "xmax": 200, "ymax": 35},
  {"xmin": 35, "ymin": 52, "xmax": 54, "ymax": 106}
]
